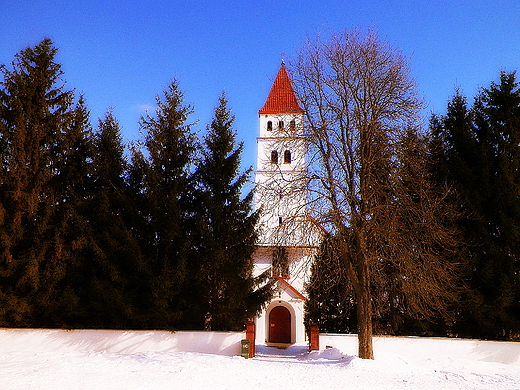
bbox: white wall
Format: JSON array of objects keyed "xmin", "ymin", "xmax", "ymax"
[
  {"xmin": 1, "ymin": 329, "xmax": 518, "ymax": 365},
  {"xmin": 253, "ymin": 246, "xmax": 314, "ymax": 345},
  {"xmin": 320, "ymin": 334, "xmax": 520, "ymax": 366},
  {"xmin": 255, "ymin": 112, "xmax": 310, "ymax": 247},
  {"xmin": 0, "ymin": 329, "xmax": 245, "ymax": 356}
]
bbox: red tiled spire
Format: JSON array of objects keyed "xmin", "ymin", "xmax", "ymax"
[{"xmin": 259, "ymin": 63, "xmax": 303, "ymax": 114}]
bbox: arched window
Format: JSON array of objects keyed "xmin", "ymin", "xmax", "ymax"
[
  {"xmin": 289, "ymin": 120, "xmax": 296, "ymax": 131},
  {"xmin": 278, "ymin": 120, "xmax": 284, "ymax": 130},
  {"xmin": 284, "ymin": 150, "xmax": 291, "ymax": 164},
  {"xmin": 271, "ymin": 150, "xmax": 278, "ymax": 164},
  {"xmin": 267, "ymin": 121, "xmax": 272, "ymax": 131}
]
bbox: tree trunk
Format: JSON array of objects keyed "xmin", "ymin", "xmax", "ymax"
[
  {"xmin": 357, "ymin": 258, "xmax": 374, "ymax": 359},
  {"xmin": 357, "ymin": 286, "xmax": 374, "ymax": 359}
]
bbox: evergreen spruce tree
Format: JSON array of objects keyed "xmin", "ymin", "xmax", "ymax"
[
  {"xmin": 0, "ymin": 39, "xmax": 81, "ymax": 326},
  {"xmin": 304, "ymin": 234, "xmax": 357, "ymax": 333},
  {"xmin": 188, "ymin": 94, "xmax": 272, "ymax": 330},
  {"xmin": 61, "ymin": 111, "xmax": 147, "ymax": 328},
  {"xmin": 138, "ymin": 80, "xmax": 196, "ymax": 329},
  {"xmin": 431, "ymin": 72, "xmax": 520, "ymax": 339},
  {"xmin": 40, "ymin": 95, "xmax": 96, "ymax": 327},
  {"xmin": 382, "ymin": 129, "xmax": 465, "ymax": 336},
  {"xmin": 126, "ymin": 145, "xmax": 157, "ymax": 327}
]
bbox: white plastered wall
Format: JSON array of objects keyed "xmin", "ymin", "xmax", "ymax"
[{"xmin": 253, "ymin": 110, "xmax": 319, "ymax": 345}]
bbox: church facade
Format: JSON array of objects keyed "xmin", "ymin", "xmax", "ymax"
[{"xmin": 253, "ymin": 63, "xmax": 320, "ymax": 346}]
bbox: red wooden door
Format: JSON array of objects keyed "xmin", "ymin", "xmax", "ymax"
[{"xmin": 269, "ymin": 306, "xmax": 291, "ymax": 343}]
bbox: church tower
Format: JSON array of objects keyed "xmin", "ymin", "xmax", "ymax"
[{"xmin": 253, "ymin": 63, "xmax": 319, "ymax": 346}]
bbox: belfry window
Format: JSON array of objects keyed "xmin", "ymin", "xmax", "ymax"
[
  {"xmin": 290, "ymin": 120, "xmax": 296, "ymax": 131},
  {"xmin": 284, "ymin": 150, "xmax": 291, "ymax": 164},
  {"xmin": 278, "ymin": 120, "xmax": 284, "ymax": 130},
  {"xmin": 267, "ymin": 121, "xmax": 273, "ymax": 131},
  {"xmin": 271, "ymin": 150, "xmax": 278, "ymax": 164}
]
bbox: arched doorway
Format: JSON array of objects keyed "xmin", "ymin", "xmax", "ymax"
[{"xmin": 269, "ymin": 306, "xmax": 291, "ymax": 343}]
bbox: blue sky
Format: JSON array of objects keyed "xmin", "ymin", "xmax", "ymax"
[{"xmin": 1, "ymin": 0, "xmax": 519, "ymax": 172}]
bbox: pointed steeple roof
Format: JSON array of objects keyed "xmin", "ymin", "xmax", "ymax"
[{"xmin": 259, "ymin": 63, "xmax": 303, "ymax": 114}]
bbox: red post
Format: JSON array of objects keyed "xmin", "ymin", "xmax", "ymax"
[
  {"xmin": 246, "ymin": 321, "xmax": 256, "ymax": 358},
  {"xmin": 309, "ymin": 323, "xmax": 319, "ymax": 351}
]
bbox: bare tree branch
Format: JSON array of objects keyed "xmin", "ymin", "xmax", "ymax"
[{"xmin": 289, "ymin": 29, "xmax": 466, "ymax": 359}]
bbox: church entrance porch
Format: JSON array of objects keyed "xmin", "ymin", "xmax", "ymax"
[{"xmin": 269, "ymin": 305, "xmax": 291, "ymax": 344}]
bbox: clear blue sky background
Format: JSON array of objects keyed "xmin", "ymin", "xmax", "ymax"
[{"xmin": 1, "ymin": 0, "xmax": 519, "ymax": 173}]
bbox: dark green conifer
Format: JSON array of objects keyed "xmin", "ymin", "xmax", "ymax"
[
  {"xmin": 61, "ymin": 110, "xmax": 147, "ymax": 328},
  {"xmin": 188, "ymin": 93, "xmax": 272, "ymax": 331},
  {"xmin": 0, "ymin": 39, "xmax": 81, "ymax": 326},
  {"xmin": 304, "ymin": 234, "xmax": 357, "ymax": 333},
  {"xmin": 40, "ymin": 95, "xmax": 96, "ymax": 327},
  {"xmin": 138, "ymin": 80, "xmax": 196, "ymax": 328},
  {"xmin": 431, "ymin": 72, "xmax": 520, "ymax": 339}
]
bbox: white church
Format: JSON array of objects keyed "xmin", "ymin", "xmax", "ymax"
[{"xmin": 252, "ymin": 63, "xmax": 321, "ymax": 346}]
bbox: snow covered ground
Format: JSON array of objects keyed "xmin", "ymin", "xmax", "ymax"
[{"xmin": 1, "ymin": 329, "xmax": 519, "ymax": 390}]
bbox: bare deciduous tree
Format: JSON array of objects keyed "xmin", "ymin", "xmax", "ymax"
[{"xmin": 291, "ymin": 29, "xmax": 465, "ymax": 359}]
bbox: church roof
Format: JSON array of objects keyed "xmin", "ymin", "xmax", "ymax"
[{"xmin": 259, "ymin": 64, "xmax": 303, "ymax": 114}]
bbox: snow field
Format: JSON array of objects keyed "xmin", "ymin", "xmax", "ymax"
[{"xmin": 0, "ymin": 329, "xmax": 519, "ymax": 390}]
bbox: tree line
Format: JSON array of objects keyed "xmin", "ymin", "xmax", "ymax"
[
  {"xmin": 0, "ymin": 39, "xmax": 272, "ymax": 330},
  {"xmin": 302, "ymin": 30, "xmax": 520, "ymax": 350},
  {"xmin": 2, "ymin": 34, "xmax": 519, "ymax": 350}
]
